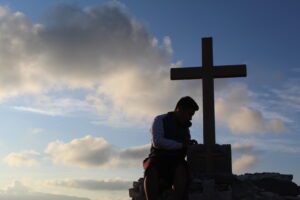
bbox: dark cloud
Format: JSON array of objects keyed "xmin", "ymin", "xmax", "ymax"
[
  {"xmin": 232, "ymin": 142, "xmax": 254, "ymax": 154},
  {"xmin": 38, "ymin": 3, "xmax": 168, "ymax": 80},
  {"xmin": 119, "ymin": 144, "xmax": 149, "ymax": 160},
  {"xmin": 0, "ymin": 3, "xmax": 172, "ymax": 98}
]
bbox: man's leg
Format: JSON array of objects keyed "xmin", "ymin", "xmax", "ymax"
[
  {"xmin": 144, "ymin": 166, "xmax": 159, "ymax": 200},
  {"xmin": 173, "ymin": 163, "xmax": 188, "ymax": 200}
]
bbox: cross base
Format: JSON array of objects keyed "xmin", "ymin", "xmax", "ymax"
[{"xmin": 187, "ymin": 144, "xmax": 233, "ymax": 183}]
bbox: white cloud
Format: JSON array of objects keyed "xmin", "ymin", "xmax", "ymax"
[
  {"xmin": 86, "ymin": 67, "xmax": 182, "ymax": 126},
  {"xmin": 45, "ymin": 135, "xmax": 149, "ymax": 168},
  {"xmin": 231, "ymin": 142, "xmax": 259, "ymax": 173},
  {"xmin": 215, "ymin": 84, "xmax": 285, "ymax": 134},
  {"xmin": 3, "ymin": 150, "xmax": 40, "ymax": 167},
  {"xmin": 233, "ymin": 154, "xmax": 258, "ymax": 174},
  {"xmin": 45, "ymin": 135, "xmax": 117, "ymax": 168},
  {"xmin": 227, "ymin": 107, "xmax": 284, "ymax": 133},
  {"xmin": 44, "ymin": 178, "xmax": 131, "ymax": 191},
  {"xmin": 14, "ymin": 106, "xmax": 63, "ymax": 116}
]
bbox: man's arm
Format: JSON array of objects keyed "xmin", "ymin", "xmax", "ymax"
[{"xmin": 151, "ymin": 115, "xmax": 183, "ymax": 150}]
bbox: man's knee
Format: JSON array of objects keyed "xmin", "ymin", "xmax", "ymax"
[
  {"xmin": 174, "ymin": 163, "xmax": 188, "ymax": 176},
  {"xmin": 173, "ymin": 163, "xmax": 188, "ymax": 188}
]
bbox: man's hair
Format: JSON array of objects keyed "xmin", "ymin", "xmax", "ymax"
[{"xmin": 175, "ymin": 96, "xmax": 199, "ymax": 111}]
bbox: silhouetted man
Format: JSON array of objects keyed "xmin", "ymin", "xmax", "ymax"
[{"xmin": 143, "ymin": 96, "xmax": 199, "ymax": 200}]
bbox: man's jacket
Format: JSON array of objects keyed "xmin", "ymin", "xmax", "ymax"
[{"xmin": 148, "ymin": 112, "xmax": 191, "ymax": 159}]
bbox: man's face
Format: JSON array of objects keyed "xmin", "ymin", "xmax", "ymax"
[{"xmin": 178, "ymin": 108, "xmax": 195, "ymax": 123}]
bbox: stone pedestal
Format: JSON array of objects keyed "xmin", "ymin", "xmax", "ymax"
[
  {"xmin": 189, "ymin": 179, "xmax": 232, "ymax": 200},
  {"xmin": 187, "ymin": 144, "xmax": 232, "ymax": 180}
]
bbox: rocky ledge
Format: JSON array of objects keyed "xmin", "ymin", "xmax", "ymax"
[{"xmin": 129, "ymin": 172, "xmax": 300, "ymax": 200}]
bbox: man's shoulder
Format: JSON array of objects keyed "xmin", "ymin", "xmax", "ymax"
[{"xmin": 154, "ymin": 113, "xmax": 169, "ymax": 121}]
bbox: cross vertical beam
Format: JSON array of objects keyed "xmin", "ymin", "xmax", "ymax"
[{"xmin": 202, "ymin": 38, "xmax": 215, "ymax": 146}]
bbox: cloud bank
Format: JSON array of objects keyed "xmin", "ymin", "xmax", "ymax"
[
  {"xmin": 45, "ymin": 135, "xmax": 260, "ymax": 173},
  {"xmin": 45, "ymin": 135, "xmax": 149, "ymax": 168},
  {"xmin": 6, "ymin": 134, "xmax": 296, "ymax": 174},
  {"xmin": 0, "ymin": 3, "xmax": 285, "ymax": 134}
]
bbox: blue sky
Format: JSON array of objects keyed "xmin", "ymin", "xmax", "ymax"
[{"xmin": 0, "ymin": 1, "xmax": 299, "ymax": 200}]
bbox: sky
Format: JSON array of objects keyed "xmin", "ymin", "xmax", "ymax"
[{"xmin": 0, "ymin": 0, "xmax": 299, "ymax": 199}]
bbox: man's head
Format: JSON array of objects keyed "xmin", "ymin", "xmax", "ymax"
[{"xmin": 174, "ymin": 96, "xmax": 199, "ymax": 124}]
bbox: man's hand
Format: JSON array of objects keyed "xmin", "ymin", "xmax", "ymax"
[
  {"xmin": 189, "ymin": 139, "xmax": 198, "ymax": 145},
  {"xmin": 182, "ymin": 139, "xmax": 198, "ymax": 149},
  {"xmin": 182, "ymin": 142, "xmax": 188, "ymax": 149}
]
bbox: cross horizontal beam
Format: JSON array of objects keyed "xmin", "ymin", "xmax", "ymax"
[{"xmin": 171, "ymin": 65, "xmax": 247, "ymax": 80}]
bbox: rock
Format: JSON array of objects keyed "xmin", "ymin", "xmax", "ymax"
[
  {"xmin": 129, "ymin": 178, "xmax": 145, "ymax": 200},
  {"xmin": 238, "ymin": 172, "xmax": 293, "ymax": 182},
  {"xmin": 231, "ymin": 179, "xmax": 260, "ymax": 200},
  {"xmin": 254, "ymin": 178, "xmax": 299, "ymax": 196},
  {"xmin": 129, "ymin": 172, "xmax": 300, "ymax": 200},
  {"xmin": 237, "ymin": 172, "xmax": 300, "ymax": 197}
]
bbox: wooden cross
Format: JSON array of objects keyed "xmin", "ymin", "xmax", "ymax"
[{"xmin": 171, "ymin": 37, "xmax": 247, "ymax": 146}]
